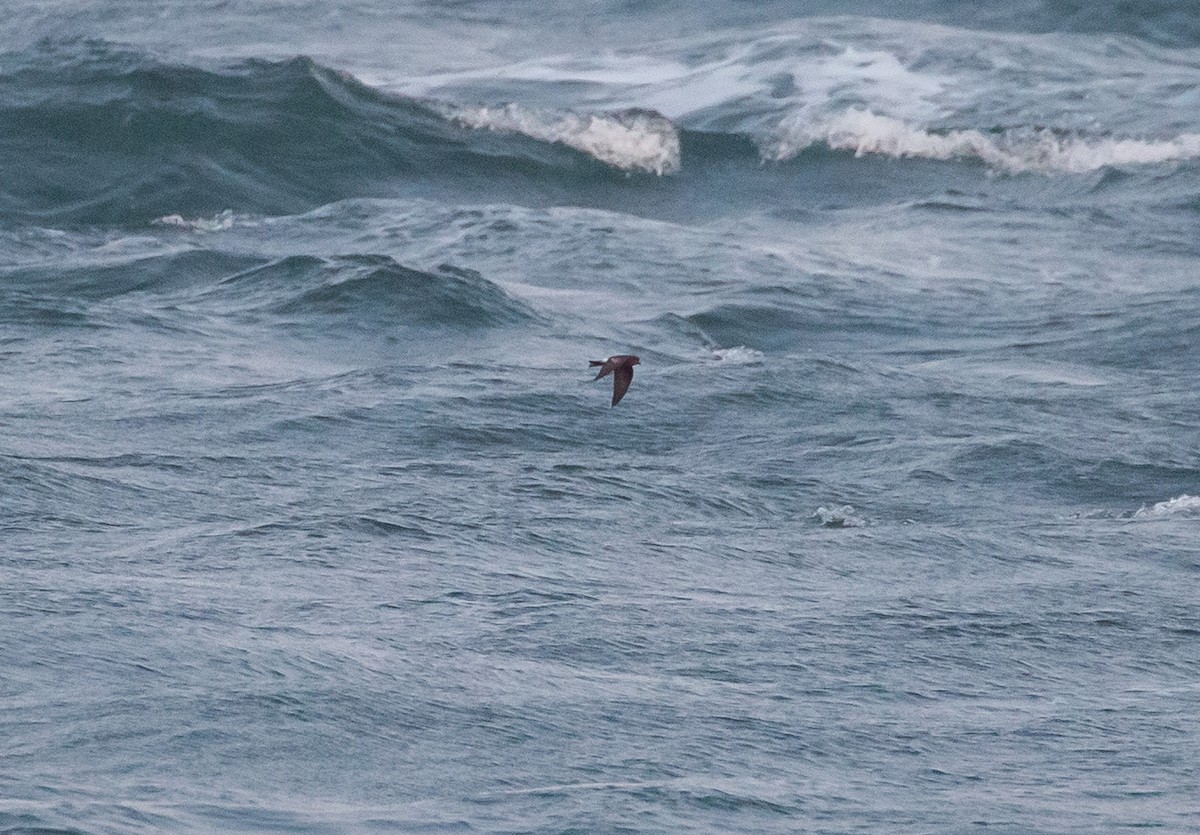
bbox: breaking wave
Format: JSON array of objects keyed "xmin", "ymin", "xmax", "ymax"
[
  {"xmin": 0, "ymin": 43, "xmax": 679, "ymax": 226},
  {"xmin": 813, "ymin": 504, "xmax": 865, "ymax": 528},
  {"xmin": 712, "ymin": 346, "xmax": 765, "ymax": 364},
  {"xmin": 763, "ymin": 109, "xmax": 1200, "ymax": 174},
  {"xmin": 5, "ymin": 39, "xmax": 1199, "ymax": 232},
  {"xmin": 152, "ymin": 210, "xmax": 238, "ymax": 233},
  {"xmin": 1133, "ymin": 494, "xmax": 1200, "ymax": 520},
  {"xmin": 435, "ymin": 103, "xmax": 681, "ymax": 175}
]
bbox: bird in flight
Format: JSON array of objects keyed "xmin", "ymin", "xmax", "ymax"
[{"xmin": 589, "ymin": 355, "xmax": 640, "ymax": 406}]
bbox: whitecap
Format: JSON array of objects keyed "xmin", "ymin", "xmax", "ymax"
[
  {"xmin": 763, "ymin": 108, "xmax": 1200, "ymax": 175},
  {"xmin": 152, "ymin": 209, "xmax": 236, "ymax": 232},
  {"xmin": 436, "ymin": 102, "xmax": 682, "ymax": 175},
  {"xmin": 1133, "ymin": 495, "xmax": 1200, "ymax": 520},
  {"xmin": 712, "ymin": 346, "xmax": 764, "ymax": 364},
  {"xmin": 813, "ymin": 504, "xmax": 865, "ymax": 528}
]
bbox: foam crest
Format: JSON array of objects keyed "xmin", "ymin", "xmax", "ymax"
[
  {"xmin": 1133, "ymin": 494, "xmax": 1200, "ymax": 520},
  {"xmin": 152, "ymin": 210, "xmax": 237, "ymax": 232},
  {"xmin": 813, "ymin": 504, "xmax": 865, "ymax": 528},
  {"xmin": 765, "ymin": 109, "xmax": 1200, "ymax": 174},
  {"xmin": 438, "ymin": 103, "xmax": 681, "ymax": 175},
  {"xmin": 712, "ymin": 346, "xmax": 765, "ymax": 364}
]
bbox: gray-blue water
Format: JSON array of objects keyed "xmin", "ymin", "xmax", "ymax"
[{"xmin": 3, "ymin": 2, "xmax": 1200, "ymax": 832}]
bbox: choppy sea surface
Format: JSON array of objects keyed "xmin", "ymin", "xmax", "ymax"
[{"xmin": 3, "ymin": 2, "xmax": 1200, "ymax": 832}]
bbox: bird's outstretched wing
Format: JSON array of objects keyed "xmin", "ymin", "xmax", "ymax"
[{"xmin": 611, "ymin": 364, "xmax": 634, "ymax": 406}]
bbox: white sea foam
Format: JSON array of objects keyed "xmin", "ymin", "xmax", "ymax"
[
  {"xmin": 764, "ymin": 109, "xmax": 1200, "ymax": 174},
  {"xmin": 712, "ymin": 346, "xmax": 764, "ymax": 364},
  {"xmin": 813, "ymin": 504, "xmax": 865, "ymax": 528},
  {"xmin": 1133, "ymin": 495, "xmax": 1200, "ymax": 520},
  {"xmin": 439, "ymin": 103, "xmax": 681, "ymax": 175},
  {"xmin": 152, "ymin": 209, "xmax": 236, "ymax": 232},
  {"xmin": 378, "ymin": 25, "xmax": 1200, "ymax": 179}
]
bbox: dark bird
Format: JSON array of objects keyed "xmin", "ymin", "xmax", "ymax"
[{"xmin": 589, "ymin": 355, "xmax": 640, "ymax": 406}]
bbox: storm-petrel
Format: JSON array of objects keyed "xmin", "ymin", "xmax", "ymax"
[{"xmin": 590, "ymin": 355, "xmax": 640, "ymax": 406}]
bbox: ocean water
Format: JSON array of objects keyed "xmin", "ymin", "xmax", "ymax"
[{"xmin": 3, "ymin": 2, "xmax": 1200, "ymax": 832}]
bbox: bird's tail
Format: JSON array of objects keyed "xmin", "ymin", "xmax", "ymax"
[{"xmin": 589, "ymin": 360, "xmax": 604, "ymax": 367}]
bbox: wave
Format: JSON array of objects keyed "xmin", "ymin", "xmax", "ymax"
[
  {"xmin": 686, "ymin": 300, "xmax": 922, "ymax": 353},
  {"xmin": 153, "ymin": 210, "xmax": 236, "ymax": 233},
  {"xmin": 763, "ymin": 109, "xmax": 1200, "ymax": 174},
  {"xmin": 434, "ymin": 103, "xmax": 681, "ymax": 175},
  {"xmin": 234, "ymin": 254, "xmax": 537, "ymax": 329},
  {"xmin": 383, "ymin": 16, "xmax": 1200, "ymax": 176},
  {"xmin": 711, "ymin": 346, "xmax": 765, "ymax": 364},
  {"xmin": 987, "ymin": 1, "xmax": 1200, "ymax": 48},
  {"xmin": 1133, "ymin": 494, "xmax": 1200, "ymax": 520},
  {"xmin": 0, "ymin": 42, "xmax": 666, "ymax": 225},
  {"xmin": 0, "ymin": 235, "xmax": 534, "ymax": 331},
  {"xmin": 3, "ymin": 40, "xmax": 1198, "ymax": 230},
  {"xmin": 1079, "ymin": 494, "xmax": 1200, "ymax": 522},
  {"xmin": 812, "ymin": 504, "xmax": 866, "ymax": 528},
  {"xmin": 1, "ymin": 246, "xmax": 261, "ymax": 304}
]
